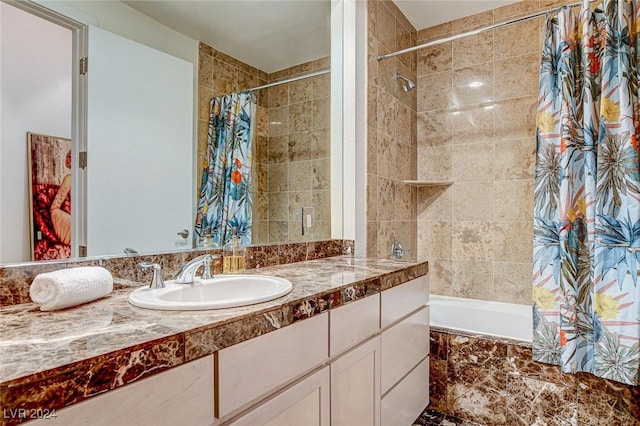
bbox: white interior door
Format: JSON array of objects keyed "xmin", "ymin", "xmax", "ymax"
[{"xmin": 86, "ymin": 25, "xmax": 193, "ymax": 256}]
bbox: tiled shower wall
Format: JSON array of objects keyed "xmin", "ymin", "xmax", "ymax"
[
  {"xmin": 366, "ymin": 0, "xmax": 418, "ymax": 259},
  {"xmin": 414, "ymin": 1, "xmax": 551, "ymax": 305},
  {"xmin": 263, "ymin": 58, "xmax": 331, "ymax": 243},
  {"xmin": 197, "ymin": 43, "xmax": 331, "ymax": 245}
]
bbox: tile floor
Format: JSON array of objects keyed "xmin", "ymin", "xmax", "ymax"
[{"xmin": 413, "ymin": 408, "xmax": 484, "ymax": 426}]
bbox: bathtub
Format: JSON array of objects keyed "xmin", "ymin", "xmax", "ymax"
[{"xmin": 429, "ymin": 295, "xmax": 532, "ymax": 343}]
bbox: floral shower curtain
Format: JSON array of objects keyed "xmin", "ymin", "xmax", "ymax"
[
  {"xmin": 194, "ymin": 92, "xmax": 255, "ymax": 247},
  {"xmin": 533, "ymin": 0, "xmax": 639, "ymax": 385}
]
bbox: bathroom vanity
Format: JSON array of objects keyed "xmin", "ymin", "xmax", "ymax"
[{"xmin": 0, "ymin": 256, "xmax": 429, "ymax": 426}]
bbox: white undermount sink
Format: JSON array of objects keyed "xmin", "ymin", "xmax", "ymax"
[{"xmin": 128, "ymin": 275, "xmax": 293, "ymax": 311}]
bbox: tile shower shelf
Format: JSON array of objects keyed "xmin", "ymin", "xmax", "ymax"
[
  {"xmin": 0, "ymin": 256, "xmax": 428, "ymax": 424},
  {"xmin": 403, "ymin": 180, "xmax": 453, "ymax": 187}
]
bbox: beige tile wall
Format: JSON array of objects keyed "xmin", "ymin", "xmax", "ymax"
[
  {"xmin": 411, "ymin": 0, "xmax": 569, "ymax": 304},
  {"xmin": 366, "ymin": 0, "xmax": 418, "ymax": 259},
  {"xmin": 197, "ymin": 42, "xmax": 269, "ymax": 242},
  {"xmin": 263, "ymin": 58, "xmax": 331, "ymax": 243},
  {"xmin": 197, "ymin": 43, "xmax": 330, "ymax": 245}
]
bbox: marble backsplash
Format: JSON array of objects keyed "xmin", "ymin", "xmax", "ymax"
[
  {"xmin": 429, "ymin": 329, "xmax": 640, "ymax": 426},
  {"xmin": 0, "ymin": 239, "xmax": 354, "ymax": 307}
]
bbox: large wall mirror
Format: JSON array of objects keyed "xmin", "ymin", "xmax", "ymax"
[{"xmin": 0, "ymin": 0, "xmax": 340, "ymax": 265}]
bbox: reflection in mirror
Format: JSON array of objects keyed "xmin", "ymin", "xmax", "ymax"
[
  {"xmin": 0, "ymin": 1, "xmax": 73, "ymax": 264},
  {"xmin": 0, "ymin": 0, "xmax": 332, "ymax": 265},
  {"xmin": 195, "ymin": 45, "xmax": 331, "ymax": 247}
]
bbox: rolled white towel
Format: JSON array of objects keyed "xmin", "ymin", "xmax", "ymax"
[{"xmin": 29, "ymin": 266, "xmax": 114, "ymax": 311}]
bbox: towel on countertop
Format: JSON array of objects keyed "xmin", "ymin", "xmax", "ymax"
[{"xmin": 29, "ymin": 266, "xmax": 114, "ymax": 311}]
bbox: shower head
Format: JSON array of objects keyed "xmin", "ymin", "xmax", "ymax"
[{"xmin": 396, "ymin": 73, "xmax": 416, "ymax": 92}]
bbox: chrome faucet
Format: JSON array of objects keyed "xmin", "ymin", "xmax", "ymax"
[
  {"xmin": 175, "ymin": 254, "xmax": 215, "ymax": 283},
  {"xmin": 139, "ymin": 262, "xmax": 165, "ymax": 289},
  {"xmin": 391, "ymin": 240, "xmax": 411, "ymax": 260}
]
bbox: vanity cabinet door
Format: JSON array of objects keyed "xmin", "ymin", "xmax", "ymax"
[
  {"xmin": 330, "ymin": 336, "xmax": 381, "ymax": 426},
  {"xmin": 228, "ymin": 367, "xmax": 329, "ymax": 426}
]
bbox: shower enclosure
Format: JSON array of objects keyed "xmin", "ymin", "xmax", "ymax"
[{"xmin": 197, "ymin": 45, "xmax": 332, "ymax": 246}]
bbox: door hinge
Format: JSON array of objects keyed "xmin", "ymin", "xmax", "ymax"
[
  {"xmin": 80, "ymin": 57, "xmax": 88, "ymax": 75},
  {"xmin": 79, "ymin": 151, "xmax": 87, "ymax": 169},
  {"xmin": 79, "ymin": 245, "xmax": 87, "ymax": 257}
]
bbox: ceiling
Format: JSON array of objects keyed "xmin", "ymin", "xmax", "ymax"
[
  {"xmin": 124, "ymin": 0, "xmax": 521, "ymax": 74},
  {"xmin": 394, "ymin": 0, "xmax": 522, "ymax": 31},
  {"xmin": 124, "ymin": 0, "xmax": 331, "ymax": 74}
]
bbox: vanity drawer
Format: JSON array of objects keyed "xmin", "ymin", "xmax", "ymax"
[
  {"xmin": 381, "ymin": 305, "xmax": 429, "ymax": 394},
  {"xmin": 381, "ymin": 275, "xmax": 429, "ymax": 328},
  {"xmin": 29, "ymin": 356, "xmax": 215, "ymax": 426},
  {"xmin": 216, "ymin": 313, "xmax": 329, "ymax": 420},
  {"xmin": 381, "ymin": 355, "xmax": 429, "ymax": 426},
  {"xmin": 329, "ymin": 294, "xmax": 380, "ymax": 357}
]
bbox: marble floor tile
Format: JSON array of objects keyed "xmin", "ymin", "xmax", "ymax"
[
  {"xmin": 413, "ymin": 408, "xmax": 445, "ymax": 425},
  {"xmin": 441, "ymin": 416, "xmax": 484, "ymax": 426},
  {"xmin": 414, "ymin": 408, "xmax": 485, "ymax": 426}
]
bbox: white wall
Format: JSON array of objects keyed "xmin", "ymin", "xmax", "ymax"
[
  {"xmin": 39, "ymin": 1, "xmax": 198, "ymax": 65},
  {"xmin": 0, "ymin": 2, "xmax": 72, "ymax": 263},
  {"xmin": 1, "ymin": 0, "xmax": 199, "ymax": 264}
]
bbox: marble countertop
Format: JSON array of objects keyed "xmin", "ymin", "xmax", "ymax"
[{"xmin": 0, "ymin": 256, "xmax": 427, "ymax": 419}]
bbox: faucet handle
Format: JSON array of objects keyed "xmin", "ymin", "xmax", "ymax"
[
  {"xmin": 391, "ymin": 240, "xmax": 411, "ymax": 260},
  {"xmin": 201, "ymin": 254, "xmax": 221, "ymax": 280},
  {"xmin": 139, "ymin": 262, "xmax": 165, "ymax": 289},
  {"xmin": 201, "ymin": 255, "xmax": 212, "ymax": 280}
]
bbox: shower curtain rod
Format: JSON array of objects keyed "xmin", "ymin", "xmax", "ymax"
[
  {"xmin": 240, "ymin": 69, "xmax": 330, "ymax": 93},
  {"xmin": 377, "ymin": 0, "xmax": 595, "ymax": 61}
]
